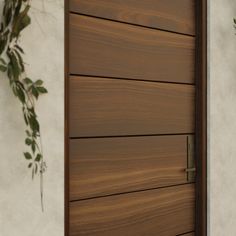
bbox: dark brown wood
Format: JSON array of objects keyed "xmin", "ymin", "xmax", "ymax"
[
  {"xmin": 70, "ymin": 184, "xmax": 195, "ymax": 236},
  {"xmin": 179, "ymin": 232, "xmax": 194, "ymax": 236},
  {"xmin": 70, "ymin": 0, "xmax": 195, "ymax": 35},
  {"xmin": 69, "ymin": 76, "xmax": 195, "ymax": 137},
  {"xmin": 195, "ymin": 0, "xmax": 207, "ymax": 235},
  {"xmin": 70, "ymin": 14, "xmax": 195, "ymax": 84},
  {"xmin": 70, "ymin": 135, "xmax": 191, "ymax": 200}
]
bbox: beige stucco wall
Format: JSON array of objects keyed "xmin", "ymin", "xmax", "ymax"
[
  {"xmin": 208, "ymin": 0, "xmax": 236, "ymax": 235},
  {"xmin": 0, "ymin": 1, "xmax": 64, "ymax": 236}
]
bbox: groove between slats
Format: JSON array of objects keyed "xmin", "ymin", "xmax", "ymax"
[
  {"xmin": 69, "ymin": 73, "xmax": 196, "ymax": 86},
  {"xmin": 70, "ymin": 14, "xmax": 195, "ymax": 84},
  {"xmin": 69, "ymin": 0, "xmax": 195, "ymax": 36},
  {"xmin": 70, "ymin": 183, "xmax": 195, "ymax": 203},
  {"xmin": 70, "ymin": 184, "xmax": 195, "ymax": 236},
  {"xmin": 69, "ymin": 12, "xmax": 195, "ymax": 37}
]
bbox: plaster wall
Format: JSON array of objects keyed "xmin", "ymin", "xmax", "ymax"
[
  {"xmin": 208, "ymin": 0, "xmax": 236, "ymax": 235},
  {"xmin": 0, "ymin": 1, "xmax": 64, "ymax": 236}
]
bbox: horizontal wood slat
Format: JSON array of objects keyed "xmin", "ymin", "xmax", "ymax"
[
  {"xmin": 70, "ymin": 0, "xmax": 195, "ymax": 35},
  {"xmin": 70, "ymin": 184, "xmax": 195, "ymax": 236},
  {"xmin": 70, "ymin": 14, "xmax": 195, "ymax": 84},
  {"xmin": 70, "ymin": 135, "xmax": 190, "ymax": 200},
  {"xmin": 69, "ymin": 76, "xmax": 195, "ymax": 137},
  {"xmin": 179, "ymin": 232, "xmax": 195, "ymax": 236}
]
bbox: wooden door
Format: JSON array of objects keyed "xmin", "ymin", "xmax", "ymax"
[{"xmin": 65, "ymin": 1, "xmax": 207, "ymax": 235}]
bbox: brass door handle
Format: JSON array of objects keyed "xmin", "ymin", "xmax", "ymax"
[{"xmin": 185, "ymin": 167, "xmax": 196, "ymax": 173}]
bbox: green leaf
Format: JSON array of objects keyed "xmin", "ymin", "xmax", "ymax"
[
  {"xmin": 28, "ymin": 162, "xmax": 32, "ymax": 168},
  {"xmin": 28, "ymin": 107, "xmax": 35, "ymax": 115},
  {"xmin": 23, "ymin": 77, "xmax": 32, "ymax": 84},
  {"xmin": 23, "ymin": 112, "xmax": 29, "ymax": 125},
  {"xmin": 11, "ymin": 83, "xmax": 18, "ymax": 97},
  {"xmin": 26, "ymin": 130, "xmax": 31, "ymax": 136},
  {"xmin": 37, "ymin": 87, "xmax": 48, "ymax": 94},
  {"xmin": 14, "ymin": 0, "xmax": 22, "ymax": 19},
  {"xmin": 15, "ymin": 45, "xmax": 24, "ymax": 54},
  {"xmin": 32, "ymin": 86, "xmax": 39, "ymax": 99},
  {"xmin": 35, "ymin": 80, "xmax": 43, "ymax": 86},
  {"xmin": 8, "ymin": 51, "xmax": 20, "ymax": 80},
  {"xmin": 35, "ymin": 154, "xmax": 42, "ymax": 162},
  {"xmin": 31, "ymin": 142, "xmax": 36, "ymax": 153},
  {"xmin": 0, "ymin": 31, "xmax": 9, "ymax": 54},
  {"xmin": 0, "ymin": 65, "xmax": 7, "ymax": 72},
  {"xmin": 7, "ymin": 64, "xmax": 13, "ymax": 80},
  {"xmin": 32, "ymin": 130, "xmax": 38, "ymax": 138},
  {"xmin": 11, "ymin": 4, "xmax": 31, "ymax": 39},
  {"xmin": 16, "ymin": 85, "xmax": 25, "ymax": 103},
  {"xmin": 29, "ymin": 115, "xmax": 40, "ymax": 133},
  {"xmin": 0, "ymin": 58, "xmax": 7, "ymax": 65},
  {"xmin": 24, "ymin": 152, "xmax": 32, "ymax": 160},
  {"xmin": 5, "ymin": 4, "xmax": 13, "ymax": 27},
  {"xmin": 0, "ymin": 36, "xmax": 7, "ymax": 55},
  {"xmin": 15, "ymin": 49, "xmax": 25, "ymax": 72},
  {"xmin": 25, "ymin": 138, "xmax": 32, "ymax": 145},
  {"xmin": 0, "ymin": 22, "xmax": 3, "ymax": 33}
]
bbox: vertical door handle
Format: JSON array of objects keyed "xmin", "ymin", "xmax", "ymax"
[{"xmin": 186, "ymin": 135, "xmax": 196, "ymax": 182}]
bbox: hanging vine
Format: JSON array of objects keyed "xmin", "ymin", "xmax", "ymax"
[{"xmin": 0, "ymin": 0, "xmax": 47, "ymax": 211}]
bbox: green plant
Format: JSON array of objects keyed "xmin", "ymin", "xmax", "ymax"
[{"xmin": 0, "ymin": 0, "xmax": 48, "ymax": 211}]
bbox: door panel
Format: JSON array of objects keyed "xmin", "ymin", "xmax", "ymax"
[
  {"xmin": 70, "ymin": 135, "xmax": 191, "ymax": 200},
  {"xmin": 70, "ymin": 14, "xmax": 195, "ymax": 84},
  {"xmin": 70, "ymin": 0, "xmax": 195, "ymax": 35},
  {"xmin": 69, "ymin": 76, "xmax": 195, "ymax": 137},
  {"xmin": 70, "ymin": 184, "xmax": 195, "ymax": 236},
  {"xmin": 67, "ymin": 0, "xmax": 202, "ymax": 235}
]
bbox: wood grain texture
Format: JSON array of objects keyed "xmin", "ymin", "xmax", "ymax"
[
  {"xmin": 70, "ymin": 0, "xmax": 195, "ymax": 35},
  {"xmin": 69, "ymin": 76, "xmax": 195, "ymax": 137},
  {"xmin": 179, "ymin": 232, "xmax": 194, "ymax": 236},
  {"xmin": 70, "ymin": 135, "xmax": 190, "ymax": 200},
  {"xmin": 70, "ymin": 184, "xmax": 195, "ymax": 236},
  {"xmin": 69, "ymin": 14, "xmax": 195, "ymax": 84}
]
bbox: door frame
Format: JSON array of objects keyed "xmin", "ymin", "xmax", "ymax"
[
  {"xmin": 64, "ymin": 1, "xmax": 208, "ymax": 235},
  {"xmin": 195, "ymin": 0, "xmax": 207, "ymax": 235}
]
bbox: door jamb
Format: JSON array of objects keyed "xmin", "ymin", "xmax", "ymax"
[{"xmin": 195, "ymin": 0, "xmax": 207, "ymax": 235}]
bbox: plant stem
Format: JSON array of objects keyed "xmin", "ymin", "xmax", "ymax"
[
  {"xmin": 39, "ymin": 131, "xmax": 44, "ymax": 212},
  {"xmin": 40, "ymin": 168, "xmax": 44, "ymax": 212}
]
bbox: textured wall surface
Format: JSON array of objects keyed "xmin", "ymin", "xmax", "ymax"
[
  {"xmin": 1, "ymin": 0, "xmax": 236, "ymax": 235},
  {"xmin": 208, "ymin": 0, "xmax": 236, "ymax": 235},
  {"xmin": 0, "ymin": 1, "xmax": 64, "ymax": 236}
]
